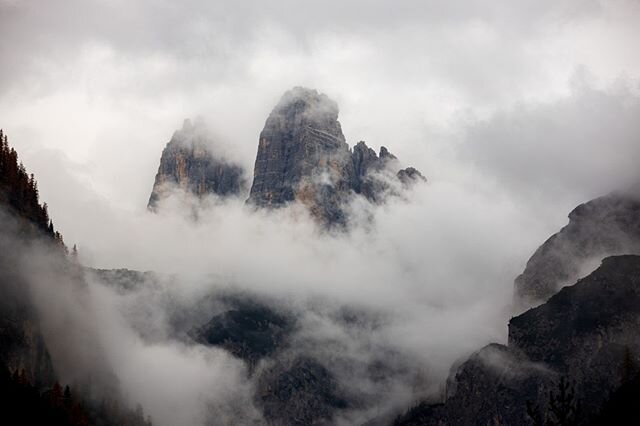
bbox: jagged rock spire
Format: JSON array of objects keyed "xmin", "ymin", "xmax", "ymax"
[
  {"xmin": 247, "ymin": 87, "xmax": 426, "ymax": 227},
  {"xmin": 148, "ymin": 119, "xmax": 247, "ymax": 210}
]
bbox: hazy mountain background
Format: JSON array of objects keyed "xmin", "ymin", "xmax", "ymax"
[{"xmin": 1, "ymin": 1, "xmax": 640, "ymax": 425}]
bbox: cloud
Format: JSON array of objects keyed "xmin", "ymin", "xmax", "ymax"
[
  {"xmin": 1, "ymin": 1, "xmax": 640, "ymax": 424},
  {"xmin": 459, "ymin": 74, "xmax": 640, "ymax": 212}
]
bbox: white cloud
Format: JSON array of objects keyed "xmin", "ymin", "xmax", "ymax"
[{"xmin": 1, "ymin": 1, "xmax": 640, "ymax": 424}]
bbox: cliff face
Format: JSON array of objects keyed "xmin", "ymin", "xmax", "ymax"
[
  {"xmin": 351, "ymin": 142, "xmax": 425, "ymax": 203},
  {"xmin": 396, "ymin": 255, "xmax": 640, "ymax": 425},
  {"xmin": 148, "ymin": 88, "xmax": 425, "ymax": 224},
  {"xmin": 247, "ymin": 87, "xmax": 425, "ymax": 227},
  {"xmin": 247, "ymin": 87, "xmax": 355, "ymax": 226},
  {"xmin": 148, "ymin": 119, "xmax": 247, "ymax": 210},
  {"xmin": 515, "ymin": 191, "xmax": 640, "ymax": 309}
]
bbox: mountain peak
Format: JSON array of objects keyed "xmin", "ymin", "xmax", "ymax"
[
  {"xmin": 148, "ymin": 88, "xmax": 426, "ymax": 226},
  {"xmin": 247, "ymin": 87, "xmax": 426, "ymax": 227},
  {"xmin": 148, "ymin": 120, "xmax": 247, "ymax": 210},
  {"xmin": 247, "ymin": 88, "xmax": 350, "ymax": 225}
]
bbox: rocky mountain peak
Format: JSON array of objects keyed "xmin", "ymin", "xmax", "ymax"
[
  {"xmin": 275, "ymin": 86, "xmax": 341, "ymax": 127},
  {"xmin": 247, "ymin": 87, "xmax": 426, "ymax": 227},
  {"xmin": 148, "ymin": 119, "xmax": 247, "ymax": 210},
  {"xmin": 247, "ymin": 87, "xmax": 351, "ymax": 221},
  {"xmin": 147, "ymin": 87, "xmax": 426, "ymax": 226},
  {"xmin": 379, "ymin": 146, "xmax": 396, "ymax": 161}
]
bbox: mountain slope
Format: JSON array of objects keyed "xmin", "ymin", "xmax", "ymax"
[
  {"xmin": 396, "ymin": 255, "xmax": 640, "ymax": 425},
  {"xmin": 0, "ymin": 130, "xmax": 153, "ymax": 426},
  {"xmin": 515, "ymin": 190, "xmax": 640, "ymax": 309}
]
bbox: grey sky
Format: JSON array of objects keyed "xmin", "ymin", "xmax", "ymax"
[{"xmin": 3, "ymin": 2, "xmax": 640, "ymax": 424}]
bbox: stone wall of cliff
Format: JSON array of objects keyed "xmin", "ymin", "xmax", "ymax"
[
  {"xmin": 247, "ymin": 87, "xmax": 425, "ymax": 227},
  {"xmin": 148, "ymin": 119, "xmax": 247, "ymax": 210}
]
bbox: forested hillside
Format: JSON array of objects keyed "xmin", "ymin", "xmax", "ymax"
[
  {"xmin": 0, "ymin": 129, "xmax": 64, "ymax": 244},
  {"xmin": 0, "ymin": 130, "xmax": 152, "ymax": 426}
]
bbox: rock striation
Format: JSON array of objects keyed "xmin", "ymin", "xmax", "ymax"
[
  {"xmin": 247, "ymin": 87, "xmax": 425, "ymax": 227},
  {"xmin": 515, "ymin": 190, "xmax": 640, "ymax": 309},
  {"xmin": 247, "ymin": 87, "xmax": 354, "ymax": 225},
  {"xmin": 148, "ymin": 119, "xmax": 247, "ymax": 210}
]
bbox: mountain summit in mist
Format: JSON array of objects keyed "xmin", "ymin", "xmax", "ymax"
[
  {"xmin": 149, "ymin": 87, "xmax": 425, "ymax": 226},
  {"xmin": 248, "ymin": 87, "xmax": 425, "ymax": 226},
  {"xmin": 4, "ymin": 1, "xmax": 640, "ymax": 425},
  {"xmin": 148, "ymin": 119, "xmax": 247, "ymax": 210}
]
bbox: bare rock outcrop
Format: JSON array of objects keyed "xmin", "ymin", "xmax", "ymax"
[
  {"xmin": 148, "ymin": 119, "xmax": 247, "ymax": 210},
  {"xmin": 247, "ymin": 87, "xmax": 425, "ymax": 227}
]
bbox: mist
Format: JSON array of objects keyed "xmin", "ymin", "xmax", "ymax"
[
  {"xmin": 8, "ymin": 181, "xmax": 543, "ymax": 424},
  {"xmin": 2, "ymin": 0, "xmax": 640, "ymax": 424}
]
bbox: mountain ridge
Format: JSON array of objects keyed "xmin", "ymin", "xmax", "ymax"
[{"xmin": 148, "ymin": 87, "xmax": 425, "ymax": 227}]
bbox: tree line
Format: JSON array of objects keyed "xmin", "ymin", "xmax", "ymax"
[
  {"xmin": 0, "ymin": 129, "xmax": 64, "ymax": 245},
  {"xmin": 0, "ymin": 366, "xmax": 152, "ymax": 426}
]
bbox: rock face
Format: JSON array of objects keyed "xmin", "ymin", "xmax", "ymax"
[
  {"xmin": 397, "ymin": 167, "xmax": 426, "ymax": 187},
  {"xmin": 351, "ymin": 142, "xmax": 424, "ymax": 203},
  {"xmin": 148, "ymin": 88, "xmax": 425, "ymax": 223},
  {"xmin": 148, "ymin": 119, "xmax": 247, "ymax": 209},
  {"xmin": 515, "ymin": 191, "xmax": 640, "ymax": 309},
  {"xmin": 395, "ymin": 255, "xmax": 640, "ymax": 425},
  {"xmin": 247, "ymin": 87, "xmax": 355, "ymax": 226},
  {"xmin": 247, "ymin": 87, "xmax": 425, "ymax": 227}
]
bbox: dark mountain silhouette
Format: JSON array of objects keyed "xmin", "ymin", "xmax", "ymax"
[
  {"xmin": 190, "ymin": 301, "xmax": 294, "ymax": 369},
  {"xmin": 396, "ymin": 255, "xmax": 640, "ymax": 425},
  {"xmin": 256, "ymin": 356, "xmax": 349, "ymax": 425},
  {"xmin": 515, "ymin": 190, "xmax": 640, "ymax": 310},
  {"xmin": 0, "ymin": 130, "xmax": 152, "ymax": 426},
  {"xmin": 0, "ymin": 129, "xmax": 64, "ymax": 244}
]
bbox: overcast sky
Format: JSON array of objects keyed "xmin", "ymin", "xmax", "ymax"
[
  {"xmin": 1, "ymin": 0, "xmax": 639, "ymax": 253},
  {"xmin": 3, "ymin": 2, "xmax": 640, "ymax": 423}
]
